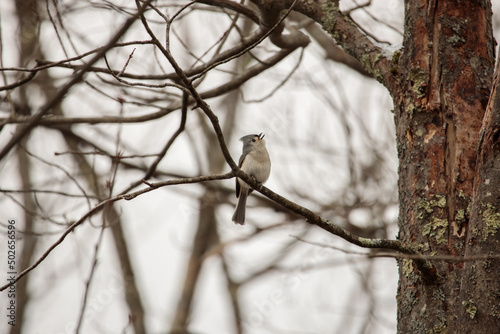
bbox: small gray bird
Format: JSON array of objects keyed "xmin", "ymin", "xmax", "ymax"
[{"xmin": 232, "ymin": 133, "xmax": 271, "ymax": 225}]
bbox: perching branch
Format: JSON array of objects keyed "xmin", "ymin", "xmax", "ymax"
[{"xmin": 133, "ymin": 0, "xmax": 434, "ymax": 277}]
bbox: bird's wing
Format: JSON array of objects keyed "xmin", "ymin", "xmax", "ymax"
[{"xmin": 235, "ymin": 153, "xmax": 247, "ymax": 198}]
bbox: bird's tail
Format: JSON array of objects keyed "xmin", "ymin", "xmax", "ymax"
[{"xmin": 232, "ymin": 191, "xmax": 248, "ymax": 225}]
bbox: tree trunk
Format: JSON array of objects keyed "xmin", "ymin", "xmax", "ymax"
[
  {"xmin": 459, "ymin": 46, "xmax": 500, "ymax": 331},
  {"xmin": 394, "ymin": 1, "xmax": 496, "ymax": 332}
]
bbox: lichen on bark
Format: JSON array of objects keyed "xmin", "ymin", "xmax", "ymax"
[{"xmin": 482, "ymin": 203, "xmax": 500, "ymax": 240}]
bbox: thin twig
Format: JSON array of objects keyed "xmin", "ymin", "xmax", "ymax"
[
  {"xmin": 242, "ymin": 47, "xmax": 304, "ymax": 103},
  {"xmin": 0, "ymin": 71, "xmax": 37, "ymax": 92},
  {"xmin": 21, "ymin": 146, "xmax": 92, "ymax": 209},
  {"xmin": 54, "ymin": 150, "xmax": 160, "ymax": 159},
  {"xmin": 0, "ymin": 188, "xmax": 99, "ymax": 199},
  {"xmin": 75, "ymin": 220, "xmax": 107, "ymax": 334},
  {"xmin": 103, "ymin": 53, "xmax": 190, "ymax": 92},
  {"xmin": 191, "ymin": 0, "xmax": 301, "ymax": 81},
  {"xmin": 117, "ymin": 48, "xmax": 136, "ymax": 77}
]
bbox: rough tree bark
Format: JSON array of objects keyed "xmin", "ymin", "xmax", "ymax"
[
  {"xmin": 394, "ymin": 1, "xmax": 495, "ymax": 333},
  {"xmin": 460, "ymin": 43, "xmax": 500, "ymax": 331},
  {"xmin": 252, "ymin": 0, "xmax": 499, "ymax": 332}
]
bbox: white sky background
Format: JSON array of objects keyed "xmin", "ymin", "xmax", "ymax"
[{"xmin": 1, "ymin": 1, "xmax": 499, "ymax": 333}]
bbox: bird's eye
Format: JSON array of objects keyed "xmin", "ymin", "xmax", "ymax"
[{"xmin": 251, "ymin": 139, "xmax": 256, "ymax": 142}]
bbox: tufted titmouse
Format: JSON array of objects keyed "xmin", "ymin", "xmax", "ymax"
[{"xmin": 232, "ymin": 133, "xmax": 271, "ymax": 225}]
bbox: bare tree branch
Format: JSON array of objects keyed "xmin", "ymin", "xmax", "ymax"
[
  {"xmin": 250, "ymin": 0, "xmax": 397, "ymax": 90},
  {"xmin": 0, "ymin": 0, "xmax": 154, "ymax": 161}
]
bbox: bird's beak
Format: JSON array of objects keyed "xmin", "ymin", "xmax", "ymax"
[{"xmin": 258, "ymin": 133, "xmax": 265, "ymax": 140}]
